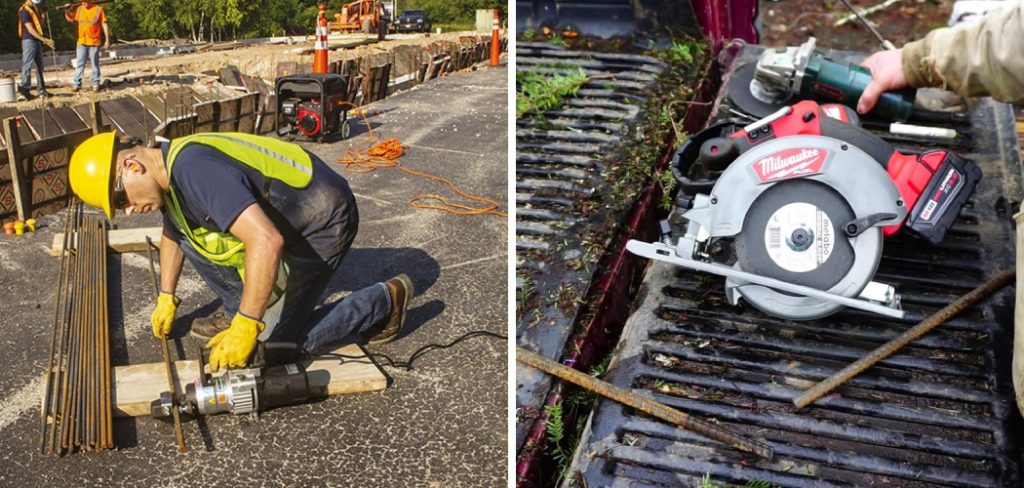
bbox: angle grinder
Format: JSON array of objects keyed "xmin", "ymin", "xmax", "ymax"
[{"xmin": 728, "ymin": 38, "xmax": 966, "ymax": 125}]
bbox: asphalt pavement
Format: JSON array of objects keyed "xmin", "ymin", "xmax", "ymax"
[{"xmin": 0, "ymin": 64, "xmax": 508, "ymax": 487}]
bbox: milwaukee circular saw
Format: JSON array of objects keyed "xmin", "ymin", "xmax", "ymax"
[{"xmin": 628, "ymin": 101, "xmax": 981, "ymax": 320}]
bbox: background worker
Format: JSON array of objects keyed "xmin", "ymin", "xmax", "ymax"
[
  {"xmin": 18, "ymin": 0, "xmax": 54, "ymax": 100},
  {"xmin": 856, "ymin": 0, "xmax": 1024, "ymax": 113},
  {"xmin": 854, "ymin": 0, "xmax": 1024, "ymax": 414},
  {"xmin": 67, "ymin": 132, "xmax": 415, "ymax": 372},
  {"xmin": 64, "ymin": 0, "xmax": 110, "ymax": 92}
]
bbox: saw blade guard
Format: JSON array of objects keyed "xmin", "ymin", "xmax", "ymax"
[
  {"xmin": 688, "ymin": 135, "xmax": 907, "ymax": 237},
  {"xmin": 681, "ymin": 135, "xmax": 906, "ymax": 319}
]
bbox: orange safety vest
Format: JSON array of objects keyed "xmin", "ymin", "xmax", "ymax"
[
  {"xmin": 17, "ymin": 3, "xmax": 43, "ymax": 39},
  {"xmin": 73, "ymin": 3, "xmax": 105, "ymax": 46}
]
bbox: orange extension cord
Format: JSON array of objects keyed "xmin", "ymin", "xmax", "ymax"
[{"xmin": 338, "ymin": 112, "xmax": 506, "ymax": 218}]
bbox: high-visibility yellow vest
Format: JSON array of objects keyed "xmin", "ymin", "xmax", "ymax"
[{"xmin": 163, "ymin": 133, "xmax": 314, "ymax": 296}]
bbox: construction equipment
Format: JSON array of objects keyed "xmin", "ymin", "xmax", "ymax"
[
  {"xmin": 275, "ymin": 73, "xmax": 352, "ymax": 142},
  {"xmin": 329, "ymin": 0, "xmax": 387, "ymax": 40},
  {"xmin": 627, "ymin": 100, "xmax": 981, "ymax": 320},
  {"xmin": 151, "ymin": 345, "xmax": 315, "ymax": 420}
]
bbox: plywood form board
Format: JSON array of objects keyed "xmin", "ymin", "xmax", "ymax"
[
  {"xmin": 51, "ymin": 226, "xmax": 162, "ymax": 256},
  {"xmin": 72, "ymin": 102, "xmax": 109, "ymax": 131},
  {"xmin": 194, "ymin": 100, "xmax": 218, "ymax": 133},
  {"xmin": 238, "ymin": 92, "xmax": 259, "ymax": 134},
  {"xmin": 110, "ymin": 344, "xmax": 387, "ymax": 417},
  {"xmin": 49, "ymin": 107, "xmax": 89, "ymax": 133},
  {"xmin": 219, "ymin": 65, "xmax": 244, "ymax": 88},
  {"xmin": 21, "ymin": 108, "xmax": 63, "ymax": 140},
  {"xmin": 99, "ymin": 98, "xmax": 155, "ymax": 141},
  {"xmin": 218, "ymin": 96, "xmax": 240, "ymax": 132}
]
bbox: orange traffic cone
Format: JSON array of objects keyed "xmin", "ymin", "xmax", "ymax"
[
  {"xmin": 313, "ymin": 4, "xmax": 329, "ymax": 74},
  {"xmin": 490, "ymin": 9, "xmax": 501, "ymax": 66}
]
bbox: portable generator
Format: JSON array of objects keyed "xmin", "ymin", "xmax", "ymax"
[{"xmin": 275, "ymin": 73, "xmax": 352, "ymax": 142}]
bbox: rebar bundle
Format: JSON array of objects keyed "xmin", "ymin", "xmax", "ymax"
[{"xmin": 39, "ymin": 201, "xmax": 113, "ymax": 454}]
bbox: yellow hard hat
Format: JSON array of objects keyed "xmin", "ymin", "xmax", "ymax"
[{"xmin": 68, "ymin": 131, "xmax": 118, "ymax": 219}]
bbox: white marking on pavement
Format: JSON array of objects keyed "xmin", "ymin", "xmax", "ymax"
[
  {"xmin": 352, "ymin": 192, "xmax": 395, "ymax": 207},
  {"xmin": 440, "ymin": 253, "xmax": 506, "ymax": 272},
  {"xmin": 406, "ymin": 144, "xmax": 482, "ymax": 157}
]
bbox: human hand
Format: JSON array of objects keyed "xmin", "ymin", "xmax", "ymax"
[
  {"xmin": 205, "ymin": 313, "xmax": 265, "ymax": 372},
  {"xmin": 103, "ymin": 41, "xmax": 109, "ymax": 50},
  {"xmin": 42, "ymin": 38, "xmax": 54, "ymax": 49},
  {"xmin": 150, "ymin": 292, "xmax": 180, "ymax": 338},
  {"xmin": 857, "ymin": 48, "xmax": 909, "ymax": 114}
]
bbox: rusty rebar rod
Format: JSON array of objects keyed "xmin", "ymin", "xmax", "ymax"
[
  {"xmin": 101, "ymin": 219, "xmax": 112, "ymax": 448},
  {"xmin": 146, "ymin": 237, "xmax": 188, "ymax": 453},
  {"xmin": 794, "ymin": 268, "xmax": 1016, "ymax": 409},
  {"xmin": 516, "ymin": 347, "xmax": 775, "ymax": 460},
  {"xmin": 41, "ymin": 200, "xmax": 76, "ymax": 453}
]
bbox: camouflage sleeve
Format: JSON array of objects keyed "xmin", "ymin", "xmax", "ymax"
[{"xmin": 901, "ymin": 0, "xmax": 1024, "ymax": 103}]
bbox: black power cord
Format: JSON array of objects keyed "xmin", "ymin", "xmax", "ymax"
[{"xmin": 316, "ymin": 330, "xmax": 507, "ymax": 370}]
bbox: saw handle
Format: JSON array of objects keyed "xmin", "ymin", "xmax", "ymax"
[{"xmin": 728, "ymin": 100, "xmax": 893, "ymax": 167}]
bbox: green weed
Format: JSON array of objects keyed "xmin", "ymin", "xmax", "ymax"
[{"xmin": 516, "ymin": 69, "xmax": 589, "ymax": 118}]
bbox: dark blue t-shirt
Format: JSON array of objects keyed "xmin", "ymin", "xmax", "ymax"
[
  {"xmin": 20, "ymin": 7, "xmax": 39, "ymax": 41},
  {"xmin": 161, "ymin": 142, "xmax": 358, "ymax": 262}
]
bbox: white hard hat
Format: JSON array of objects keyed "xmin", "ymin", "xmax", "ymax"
[{"xmin": 31, "ymin": 0, "xmax": 41, "ymax": 4}]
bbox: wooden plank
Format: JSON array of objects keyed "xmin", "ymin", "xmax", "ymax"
[
  {"xmin": 49, "ymin": 106, "xmax": 89, "ymax": 133},
  {"xmin": 20, "ymin": 127, "xmax": 92, "ymax": 157},
  {"xmin": 110, "ymin": 344, "xmax": 386, "ymax": 417},
  {"xmin": 20, "ymin": 108, "xmax": 64, "ymax": 139},
  {"xmin": 3, "ymin": 117, "xmax": 28, "ymax": 220},
  {"xmin": 51, "ymin": 226, "xmax": 163, "ymax": 256}
]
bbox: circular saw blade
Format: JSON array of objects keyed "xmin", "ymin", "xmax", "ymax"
[
  {"xmin": 727, "ymin": 62, "xmax": 797, "ymax": 119},
  {"xmin": 735, "ymin": 179, "xmax": 860, "ymax": 291}
]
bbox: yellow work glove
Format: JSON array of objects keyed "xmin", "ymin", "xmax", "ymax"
[
  {"xmin": 150, "ymin": 292, "xmax": 180, "ymax": 339},
  {"xmin": 205, "ymin": 313, "xmax": 265, "ymax": 372}
]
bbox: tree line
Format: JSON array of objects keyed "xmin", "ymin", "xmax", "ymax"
[{"xmin": 3, "ymin": 0, "xmax": 506, "ymax": 55}]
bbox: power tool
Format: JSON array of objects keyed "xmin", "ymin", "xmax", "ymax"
[
  {"xmin": 730, "ymin": 37, "xmax": 915, "ymax": 122},
  {"xmin": 627, "ymin": 100, "xmax": 981, "ymax": 320},
  {"xmin": 151, "ymin": 345, "xmax": 316, "ymax": 419},
  {"xmin": 275, "ymin": 73, "xmax": 352, "ymax": 142}
]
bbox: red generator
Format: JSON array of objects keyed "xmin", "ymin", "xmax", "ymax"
[{"xmin": 275, "ymin": 73, "xmax": 352, "ymax": 142}]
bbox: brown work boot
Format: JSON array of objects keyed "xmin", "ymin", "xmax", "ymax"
[
  {"xmin": 189, "ymin": 312, "xmax": 232, "ymax": 340},
  {"xmin": 369, "ymin": 274, "xmax": 414, "ymax": 344}
]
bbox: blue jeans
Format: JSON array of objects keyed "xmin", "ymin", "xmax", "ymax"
[
  {"xmin": 73, "ymin": 44, "xmax": 101, "ymax": 88},
  {"xmin": 20, "ymin": 38, "xmax": 44, "ymax": 92},
  {"xmin": 178, "ymin": 237, "xmax": 392, "ymax": 355}
]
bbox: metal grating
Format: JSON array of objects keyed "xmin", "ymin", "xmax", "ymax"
[
  {"xmin": 515, "ymin": 42, "xmax": 666, "ymax": 449},
  {"xmin": 567, "ymin": 55, "xmax": 1024, "ymax": 486}
]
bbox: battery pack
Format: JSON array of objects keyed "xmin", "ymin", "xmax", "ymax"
[{"xmin": 904, "ymin": 151, "xmax": 982, "ymax": 244}]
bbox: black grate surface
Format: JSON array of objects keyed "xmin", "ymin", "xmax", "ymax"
[
  {"xmin": 567, "ymin": 51, "xmax": 1024, "ymax": 487},
  {"xmin": 515, "ymin": 42, "xmax": 666, "ymax": 450}
]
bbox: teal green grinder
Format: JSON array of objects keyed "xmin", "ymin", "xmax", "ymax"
[{"xmin": 802, "ymin": 53, "xmax": 917, "ymax": 122}]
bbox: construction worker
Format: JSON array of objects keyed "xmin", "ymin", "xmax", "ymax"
[
  {"xmin": 854, "ymin": 1, "xmax": 1024, "ymax": 413},
  {"xmin": 856, "ymin": 0, "xmax": 1024, "ymax": 114},
  {"xmin": 18, "ymin": 0, "xmax": 55, "ymax": 100},
  {"xmin": 67, "ymin": 132, "xmax": 415, "ymax": 372},
  {"xmin": 64, "ymin": 0, "xmax": 110, "ymax": 92}
]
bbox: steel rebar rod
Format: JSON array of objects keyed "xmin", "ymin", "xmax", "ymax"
[
  {"xmin": 57, "ymin": 204, "xmax": 81, "ymax": 451},
  {"xmin": 41, "ymin": 201, "xmax": 75, "ymax": 453},
  {"xmin": 794, "ymin": 268, "xmax": 1015, "ymax": 409},
  {"xmin": 146, "ymin": 237, "xmax": 187, "ymax": 453},
  {"xmin": 516, "ymin": 347, "xmax": 775, "ymax": 460},
  {"xmin": 101, "ymin": 219, "xmax": 112, "ymax": 448}
]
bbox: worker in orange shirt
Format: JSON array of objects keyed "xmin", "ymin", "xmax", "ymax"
[{"xmin": 64, "ymin": 0, "xmax": 110, "ymax": 92}]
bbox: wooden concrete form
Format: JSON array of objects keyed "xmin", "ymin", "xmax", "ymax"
[{"xmin": 111, "ymin": 344, "xmax": 387, "ymax": 417}]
